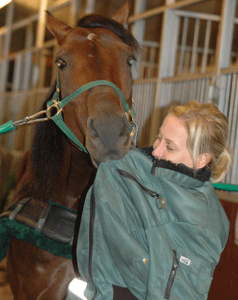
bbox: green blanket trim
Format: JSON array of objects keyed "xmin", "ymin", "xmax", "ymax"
[
  {"xmin": 213, "ymin": 182, "xmax": 238, "ymax": 192},
  {"xmin": 49, "ymin": 200, "xmax": 77, "ymax": 213},
  {"xmin": 1, "ymin": 182, "xmax": 236, "ymax": 262},
  {"xmin": 0, "ymin": 218, "xmax": 73, "ymax": 262}
]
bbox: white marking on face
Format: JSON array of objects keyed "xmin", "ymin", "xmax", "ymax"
[{"xmin": 87, "ymin": 33, "xmax": 97, "ymax": 41}]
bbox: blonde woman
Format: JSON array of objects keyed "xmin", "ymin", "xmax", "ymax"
[
  {"xmin": 68, "ymin": 101, "xmax": 232, "ymax": 300},
  {"xmin": 155, "ymin": 101, "xmax": 232, "ymax": 183}
]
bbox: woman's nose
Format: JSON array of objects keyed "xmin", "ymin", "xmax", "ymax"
[{"xmin": 152, "ymin": 141, "xmax": 164, "ymax": 158}]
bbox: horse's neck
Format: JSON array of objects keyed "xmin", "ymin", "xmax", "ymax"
[
  {"xmin": 14, "ymin": 140, "xmax": 95, "ymax": 211},
  {"xmin": 38, "ymin": 141, "xmax": 95, "ymax": 209},
  {"xmin": 64, "ymin": 146, "xmax": 95, "ymax": 211}
]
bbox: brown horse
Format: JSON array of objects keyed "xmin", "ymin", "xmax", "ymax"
[{"xmin": 6, "ymin": 3, "xmax": 139, "ymax": 299}]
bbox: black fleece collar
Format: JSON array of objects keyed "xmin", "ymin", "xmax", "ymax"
[
  {"xmin": 152, "ymin": 159, "xmax": 211, "ymax": 182},
  {"xmin": 140, "ymin": 146, "xmax": 211, "ymax": 182}
]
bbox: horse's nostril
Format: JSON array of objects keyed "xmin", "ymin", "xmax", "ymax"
[
  {"xmin": 119, "ymin": 115, "xmax": 129, "ymax": 137},
  {"xmin": 87, "ymin": 117, "xmax": 99, "ymax": 138},
  {"xmin": 119, "ymin": 120, "xmax": 127, "ymax": 137}
]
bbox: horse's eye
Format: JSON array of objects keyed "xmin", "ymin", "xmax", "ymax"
[
  {"xmin": 55, "ymin": 59, "xmax": 66, "ymax": 70},
  {"xmin": 127, "ymin": 56, "xmax": 137, "ymax": 67}
]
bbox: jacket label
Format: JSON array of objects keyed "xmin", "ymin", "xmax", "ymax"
[{"xmin": 180, "ymin": 256, "xmax": 191, "ymax": 266}]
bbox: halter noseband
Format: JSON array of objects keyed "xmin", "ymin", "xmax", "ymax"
[{"xmin": 46, "ymin": 75, "xmax": 136, "ymax": 153}]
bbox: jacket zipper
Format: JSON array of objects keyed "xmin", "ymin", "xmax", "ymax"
[
  {"xmin": 117, "ymin": 169, "xmax": 161, "ymax": 198},
  {"xmin": 164, "ymin": 250, "xmax": 179, "ymax": 300},
  {"xmin": 88, "ymin": 185, "xmax": 97, "ymax": 299},
  {"xmin": 117, "ymin": 169, "xmax": 176, "ymax": 298}
]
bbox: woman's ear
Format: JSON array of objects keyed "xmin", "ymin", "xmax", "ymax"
[{"xmin": 196, "ymin": 153, "xmax": 211, "ymax": 169}]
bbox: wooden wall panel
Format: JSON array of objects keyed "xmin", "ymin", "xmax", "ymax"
[{"xmin": 208, "ymin": 199, "xmax": 238, "ymax": 300}]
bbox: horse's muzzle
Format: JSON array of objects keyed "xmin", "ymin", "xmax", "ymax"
[{"xmin": 86, "ymin": 113, "xmax": 131, "ymax": 163}]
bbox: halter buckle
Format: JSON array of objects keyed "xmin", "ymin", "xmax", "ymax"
[
  {"xmin": 125, "ymin": 109, "xmax": 136, "ymax": 136},
  {"xmin": 125, "ymin": 109, "xmax": 135, "ymax": 124},
  {"xmin": 47, "ymin": 100, "xmax": 63, "ymax": 119}
]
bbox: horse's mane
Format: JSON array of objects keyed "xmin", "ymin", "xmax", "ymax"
[
  {"xmin": 30, "ymin": 14, "xmax": 138, "ymax": 198},
  {"xmin": 29, "ymin": 87, "xmax": 66, "ymax": 198},
  {"xmin": 77, "ymin": 14, "xmax": 140, "ymax": 52}
]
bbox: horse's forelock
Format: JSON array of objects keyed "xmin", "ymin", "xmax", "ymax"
[{"xmin": 77, "ymin": 14, "xmax": 140, "ymax": 52}]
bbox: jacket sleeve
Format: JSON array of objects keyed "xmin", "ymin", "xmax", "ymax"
[
  {"xmin": 95, "ymin": 177, "xmax": 150, "ymax": 300},
  {"xmin": 96, "ymin": 205, "xmax": 150, "ymax": 300}
]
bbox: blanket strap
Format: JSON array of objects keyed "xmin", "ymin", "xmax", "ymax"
[
  {"xmin": 1, "ymin": 198, "xmax": 77, "ymax": 246},
  {"xmin": 35, "ymin": 203, "xmax": 52, "ymax": 233},
  {"xmin": 9, "ymin": 197, "xmax": 31, "ymax": 220}
]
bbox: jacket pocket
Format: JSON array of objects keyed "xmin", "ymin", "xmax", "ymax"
[
  {"xmin": 117, "ymin": 169, "xmax": 166, "ymax": 209},
  {"xmin": 176, "ymin": 246, "xmax": 215, "ymax": 298},
  {"xmin": 164, "ymin": 250, "xmax": 179, "ymax": 300}
]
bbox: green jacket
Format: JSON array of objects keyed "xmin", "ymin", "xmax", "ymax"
[{"xmin": 70, "ymin": 149, "xmax": 229, "ymax": 300}]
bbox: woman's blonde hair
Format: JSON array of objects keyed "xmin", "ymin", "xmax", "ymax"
[{"xmin": 169, "ymin": 101, "xmax": 233, "ymax": 182}]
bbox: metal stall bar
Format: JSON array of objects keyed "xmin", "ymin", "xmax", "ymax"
[
  {"xmin": 143, "ymin": 82, "xmax": 155, "ymax": 144},
  {"xmin": 230, "ymin": 92, "xmax": 238, "ymax": 183},
  {"xmin": 175, "ymin": 9, "xmax": 220, "ymax": 22},
  {"xmin": 190, "ymin": 18, "xmax": 200, "ymax": 74},
  {"xmin": 228, "ymin": 74, "xmax": 238, "ymax": 184},
  {"xmin": 8, "ymin": 54, "xmax": 24, "ymax": 150},
  {"xmin": 23, "ymin": 24, "xmax": 34, "ymax": 91},
  {"xmin": 149, "ymin": 8, "xmax": 180, "ymax": 144},
  {"xmin": 180, "ymin": 80, "xmax": 187, "ymax": 103},
  {"xmin": 131, "ymin": 0, "xmax": 146, "ymax": 80},
  {"xmin": 223, "ymin": 74, "xmax": 231, "ymax": 116},
  {"xmin": 201, "ymin": 20, "xmax": 211, "ymax": 73},
  {"xmin": 215, "ymin": 0, "xmax": 237, "ymax": 112},
  {"xmin": 178, "ymin": 16, "xmax": 188, "ymax": 75},
  {"xmin": 0, "ymin": 34, "xmax": 3, "ymax": 56},
  {"xmin": 214, "ymin": 0, "xmax": 237, "ymax": 72},
  {"xmin": 227, "ymin": 73, "xmax": 236, "ymax": 144},
  {"xmin": 85, "ymin": 0, "xmax": 96, "ymax": 14},
  {"xmin": 0, "ymin": 1, "xmax": 14, "ymax": 148},
  {"xmin": 69, "ymin": 0, "xmax": 80, "ymax": 27},
  {"xmin": 36, "ymin": 0, "xmax": 48, "ymax": 49},
  {"xmin": 0, "ymin": 1, "xmax": 14, "ymax": 119}
]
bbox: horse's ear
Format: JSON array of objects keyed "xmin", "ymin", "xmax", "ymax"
[
  {"xmin": 46, "ymin": 11, "xmax": 72, "ymax": 45},
  {"xmin": 111, "ymin": 1, "xmax": 130, "ymax": 25}
]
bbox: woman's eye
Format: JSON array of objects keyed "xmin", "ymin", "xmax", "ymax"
[
  {"xmin": 55, "ymin": 59, "xmax": 66, "ymax": 70},
  {"xmin": 166, "ymin": 145, "xmax": 174, "ymax": 151},
  {"xmin": 156, "ymin": 135, "xmax": 162, "ymax": 141},
  {"xmin": 127, "ymin": 56, "xmax": 137, "ymax": 67}
]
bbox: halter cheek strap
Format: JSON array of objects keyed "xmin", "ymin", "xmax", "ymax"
[{"xmin": 46, "ymin": 75, "xmax": 136, "ymax": 153}]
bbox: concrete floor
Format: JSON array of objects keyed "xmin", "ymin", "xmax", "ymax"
[{"xmin": 0, "ymin": 257, "xmax": 13, "ymax": 300}]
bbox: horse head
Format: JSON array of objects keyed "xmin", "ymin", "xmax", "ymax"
[{"xmin": 46, "ymin": 2, "xmax": 139, "ymax": 165}]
